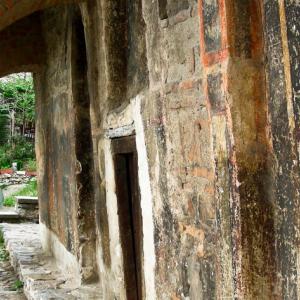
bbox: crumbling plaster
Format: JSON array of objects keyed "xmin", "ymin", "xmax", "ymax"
[{"xmin": 0, "ymin": 0, "xmax": 300, "ymax": 298}]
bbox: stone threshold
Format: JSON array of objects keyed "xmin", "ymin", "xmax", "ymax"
[
  {"xmin": 1, "ymin": 224, "xmax": 103, "ymax": 300},
  {"xmin": 0, "ymin": 210, "xmax": 30, "ymax": 224}
]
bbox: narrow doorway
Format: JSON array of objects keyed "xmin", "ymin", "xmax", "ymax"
[{"xmin": 112, "ymin": 136, "xmax": 143, "ymax": 300}]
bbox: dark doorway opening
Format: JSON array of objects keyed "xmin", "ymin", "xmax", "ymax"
[
  {"xmin": 112, "ymin": 136, "xmax": 143, "ymax": 300},
  {"xmin": 71, "ymin": 7, "xmax": 97, "ymax": 282}
]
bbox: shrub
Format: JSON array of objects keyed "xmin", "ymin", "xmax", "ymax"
[
  {"xmin": 0, "ymin": 136, "xmax": 35, "ymax": 169},
  {"xmin": 0, "ymin": 144, "xmax": 11, "ymax": 169},
  {"xmin": 0, "ymin": 112, "xmax": 9, "ymax": 145},
  {"xmin": 24, "ymin": 159, "xmax": 37, "ymax": 172}
]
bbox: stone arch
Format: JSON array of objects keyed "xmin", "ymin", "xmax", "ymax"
[
  {"xmin": 0, "ymin": 11, "xmax": 45, "ymax": 77},
  {"xmin": 0, "ymin": 0, "xmax": 100, "ymax": 284},
  {"xmin": 0, "ymin": 0, "xmax": 79, "ymax": 32}
]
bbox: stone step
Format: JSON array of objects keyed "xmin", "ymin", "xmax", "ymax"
[
  {"xmin": 15, "ymin": 197, "xmax": 39, "ymax": 222},
  {"xmin": 0, "ymin": 212, "xmax": 23, "ymax": 224},
  {"xmin": 15, "ymin": 197, "xmax": 38, "ymax": 205},
  {"xmin": 16, "ymin": 204, "xmax": 38, "ymax": 210},
  {"xmin": 0, "ymin": 224, "xmax": 103, "ymax": 300}
]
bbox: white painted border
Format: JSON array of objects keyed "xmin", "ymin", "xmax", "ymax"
[
  {"xmin": 103, "ymin": 138, "xmax": 126, "ymax": 298},
  {"xmin": 133, "ymin": 96, "xmax": 157, "ymax": 300},
  {"xmin": 40, "ymin": 222, "xmax": 81, "ymax": 286},
  {"xmin": 102, "ymin": 96, "xmax": 156, "ymax": 299}
]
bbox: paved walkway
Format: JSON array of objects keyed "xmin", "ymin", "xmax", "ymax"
[
  {"xmin": 1, "ymin": 224, "xmax": 102, "ymax": 300},
  {"xmin": 0, "ymin": 257, "xmax": 26, "ymax": 300}
]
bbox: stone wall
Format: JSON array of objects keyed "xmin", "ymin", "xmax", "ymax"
[
  {"xmin": 34, "ymin": 5, "xmax": 81, "ymax": 280},
  {"xmin": 141, "ymin": 1, "xmax": 216, "ymax": 298},
  {"xmin": 0, "ymin": 0, "xmax": 300, "ymax": 299},
  {"xmin": 264, "ymin": 1, "xmax": 300, "ymax": 298}
]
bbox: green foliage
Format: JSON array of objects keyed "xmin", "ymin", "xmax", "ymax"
[
  {"xmin": 3, "ymin": 197, "xmax": 15, "ymax": 207},
  {"xmin": 0, "ymin": 136, "xmax": 35, "ymax": 169},
  {"xmin": 0, "ymin": 112, "xmax": 9, "ymax": 145},
  {"xmin": 24, "ymin": 159, "xmax": 37, "ymax": 172},
  {"xmin": 0, "ymin": 74, "xmax": 35, "ymax": 124},
  {"xmin": 4, "ymin": 180, "xmax": 38, "ymax": 207},
  {"xmin": 19, "ymin": 180, "xmax": 38, "ymax": 197},
  {"xmin": 0, "ymin": 247, "xmax": 8, "ymax": 261},
  {"xmin": 12, "ymin": 280, "xmax": 24, "ymax": 291},
  {"xmin": 11, "ymin": 136, "xmax": 35, "ymax": 163},
  {"xmin": 0, "ymin": 229, "xmax": 4, "ymax": 244},
  {"xmin": 0, "ymin": 143, "xmax": 11, "ymax": 169},
  {"xmin": 0, "ymin": 229, "xmax": 9, "ymax": 262},
  {"xmin": 0, "ymin": 74, "xmax": 36, "ymax": 169}
]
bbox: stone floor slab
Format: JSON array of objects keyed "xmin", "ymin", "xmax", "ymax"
[{"xmin": 1, "ymin": 224, "xmax": 103, "ymax": 300}]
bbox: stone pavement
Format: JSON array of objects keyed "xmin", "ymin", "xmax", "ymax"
[
  {"xmin": 1, "ymin": 224, "xmax": 103, "ymax": 300},
  {"xmin": 0, "ymin": 256, "xmax": 26, "ymax": 300}
]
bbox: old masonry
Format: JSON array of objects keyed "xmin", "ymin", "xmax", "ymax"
[{"xmin": 0, "ymin": 0, "xmax": 300, "ymax": 299}]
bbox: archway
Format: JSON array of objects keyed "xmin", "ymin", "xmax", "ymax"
[
  {"xmin": 0, "ymin": 0, "xmax": 81, "ymax": 31},
  {"xmin": 0, "ymin": 1, "xmax": 99, "ymax": 284}
]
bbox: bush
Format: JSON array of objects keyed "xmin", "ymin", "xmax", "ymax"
[
  {"xmin": 0, "ymin": 112, "xmax": 9, "ymax": 145},
  {"xmin": 0, "ymin": 136, "xmax": 35, "ymax": 169},
  {"xmin": 11, "ymin": 136, "xmax": 35, "ymax": 160},
  {"xmin": 0, "ymin": 144, "xmax": 11, "ymax": 169},
  {"xmin": 24, "ymin": 159, "xmax": 37, "ymax": 172}
]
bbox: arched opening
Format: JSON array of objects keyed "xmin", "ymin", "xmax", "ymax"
[
  {"xmin": 0, "ymin": 11, "xmax": 44, "ymax": 78},
  {"xmin": 0, "ymin": 1, "xmax": 100, "ymax": 285},
  {"xmin": 0, "ymin": 0, "xmax": 78, "ymax": 32},
  {"xmin": 0, "ymin": 72, "xmax": 38, "ymax": 222}
]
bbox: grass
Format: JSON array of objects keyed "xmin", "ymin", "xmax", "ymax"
[
  {"xmin": 0, "ymin": 228, "xmax": 9, "ymax": 261},
  {"xmin": 3, "ymin": 180, "xmax": 37, "ymax": 207},
  {"xmin": 3, "ymin": 197, "xmax": 15, "ymax": 207},
  {"xmin": 12, "ymin": 279, "xmax": 24, "ymax": 291}
]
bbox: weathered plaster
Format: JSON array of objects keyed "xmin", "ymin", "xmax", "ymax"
[
  {"xmin": 1, "ymin": 0, "xmax": 300, "ymax": 298},
  {"xmin": 133, "ymin": 96, "xmax": 157, "ymax": 300},
  {"xmin": 0, "ymin": 0, "xmax": 81, "ymax": 31},
  {"xmin": 40, "ymin": 222, "xmax": 81, "ymax": 286}
]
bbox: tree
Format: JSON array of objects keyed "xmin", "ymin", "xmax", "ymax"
[
  {"xmin": 0, "ymin": 74, "xmax": 35, "ymax": 138},
  {"xmin": 0, "ymin": 111, "xmax": 9, "ymax": 145}
]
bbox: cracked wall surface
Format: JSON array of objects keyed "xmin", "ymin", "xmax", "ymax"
[{"xmin": 0, "ymin": 0, "xmax": 300, "ymax": 299}]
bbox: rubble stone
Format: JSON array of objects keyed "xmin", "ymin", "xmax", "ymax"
[{"xmin": 0, "ymin": 173, "xmax": 35, "ymax": 187}]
